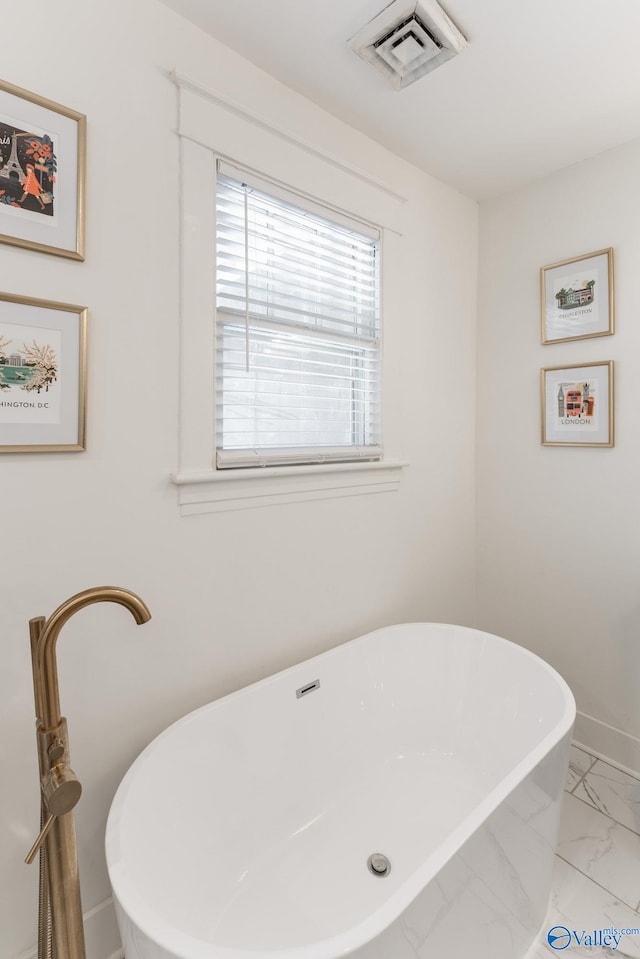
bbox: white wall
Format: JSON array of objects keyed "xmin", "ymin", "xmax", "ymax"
[
  {"xmin": 477, "ymin": 138, "xmax": 640, "ymax": 773},
  {"xmin": 1, "ymin": 2, "xmax": 478, "ymax": 957}
]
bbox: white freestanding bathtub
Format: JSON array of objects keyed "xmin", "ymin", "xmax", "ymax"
[{"xmin": 106, "ymin": 623, "xmax": 575, "ymax": 959}]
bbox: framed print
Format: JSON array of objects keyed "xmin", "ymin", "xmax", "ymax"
[
  {"xmin": 0, "ymin": 80, "xmax": 85, "ymax": 260},
  {"xmin": 540, "ymin": 248, "xmax": 613, "ymax": 345},
  {"xmin": 541, "ymin": 361, "xmax": 613, "ymax": 447},
  {"xmin": 0, "ymin": 292, "xmax": 87, "ymax": 451}
]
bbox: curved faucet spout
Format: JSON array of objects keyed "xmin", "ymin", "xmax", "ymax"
[{"xmin": 33, "ymin": 586, "xmax": 152, "ymax": 730}]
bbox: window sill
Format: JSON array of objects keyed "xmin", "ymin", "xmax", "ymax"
[{"xmin": 170, "ymin": 459, "xmax": 408, "ymax": 515}]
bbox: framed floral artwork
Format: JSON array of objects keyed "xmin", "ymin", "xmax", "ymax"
[
  {"xmin": 540, "ymin": 249, "xmax": 614, "ymax": 345},
  {"xmin": 0, "ymin": 292, "xmax": 87, "ymax": 451},
  {"xmin": 0, "ymin": 80, "xmax": 85, "ymax": 259},
  {"xmin": 541, "ymin": 360, "xmax": 613, "ymax": 447}
]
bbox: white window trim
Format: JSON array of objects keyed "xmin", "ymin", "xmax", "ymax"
[
  {"xmin": 171, "ymin": 460, "xmax": 406, "ymax": 515},
  {"xmin": 171, "ymin": 74, "xmax": 407, "ymax": 515}
]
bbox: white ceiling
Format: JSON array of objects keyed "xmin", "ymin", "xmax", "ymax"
[{"xmin": 160, "ymin": 0, "xmax": 640, "ymax": 199}]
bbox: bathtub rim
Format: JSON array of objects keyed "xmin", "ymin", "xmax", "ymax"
[{"xmin": 106, "ymin": 622, "xmax": 576, "ymax": 959}]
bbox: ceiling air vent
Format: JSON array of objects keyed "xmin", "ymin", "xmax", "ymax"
[{"xmin": 349, "ymin": 0, "xmax": 468, "ymax": 90}]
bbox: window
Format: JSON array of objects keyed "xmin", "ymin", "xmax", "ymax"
[
  {"xmin": 215, "ymin": 162, "xmax": 381, "ymax": 469},
  {"xmin": 173, "ymin": 80, "xmax": 406, "ymax": 512}
]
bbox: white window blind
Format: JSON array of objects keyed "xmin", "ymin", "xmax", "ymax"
[{"xmin": 215, "ymin": 161, "xmax": 382, "ymax": 469}]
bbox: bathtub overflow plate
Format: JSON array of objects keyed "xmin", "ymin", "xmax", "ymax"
[{"xmin": 367, "ymin": 853, "xmax": 391, "ymax": 877}]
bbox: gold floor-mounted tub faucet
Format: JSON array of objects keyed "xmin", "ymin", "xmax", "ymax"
[{"xmin": 26, "ymin": 587, "xmax": 151, "ymax": 959}]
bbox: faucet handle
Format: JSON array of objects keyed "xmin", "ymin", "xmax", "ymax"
[
  {"xmin": 25, "ymin": 765, "xmax": 82, "ymax": 865},
  {"xmin": 41, "ymin": 763, "xmax": 82, "ymax": 818},
  {"xmin": 25, "ymin": 813, "xmax": 55, "ymax": 864},
  {"xmin": 47, "ymin": 737, "xmax": 65, "ymax": 763}
]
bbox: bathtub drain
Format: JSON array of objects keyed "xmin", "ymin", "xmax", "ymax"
[{"xmin": 367, "ymin": 853, "xmax": 391, "ymax": 877}]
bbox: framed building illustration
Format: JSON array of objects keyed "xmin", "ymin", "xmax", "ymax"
[
  {"xmin": 540, "ymin": 249, "xmax": 614, "ymax": 345},
  {"xmin": 541, "ymin": 361, "xmax": 613, "ymax": 447}
]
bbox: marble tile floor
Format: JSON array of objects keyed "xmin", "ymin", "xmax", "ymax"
[{"xmin": 525, "ymin": 745, "xmax": 640, "ymax": 958}]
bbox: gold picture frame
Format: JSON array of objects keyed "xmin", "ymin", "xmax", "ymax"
[
  {"xmin": 541, "ymin": 360, "xmax": 613, "ymax": 447},
  {"xmin": 0, "ymin": 292, "xmax": 87, "ymax": 452},
  {"xmin": 540, "ymin": 248, "xmax": 614, "ymax": 345},
  {"xmin": 0, "ymin": 79, "xmax": 86, "ymax": 260}
]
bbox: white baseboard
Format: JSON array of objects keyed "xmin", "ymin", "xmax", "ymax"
[
  {"xmin": 15, "ymin": 896, "xmax": 122, "ymax": 959},
  {"xmin": 573, "ymin": 709, "xmax": 640, "ymax": 778}
]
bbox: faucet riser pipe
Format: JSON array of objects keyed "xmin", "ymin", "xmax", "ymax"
[{"xmin": 46, "ymin": 814, "xmax": 85, "ymax": 959}]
